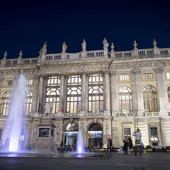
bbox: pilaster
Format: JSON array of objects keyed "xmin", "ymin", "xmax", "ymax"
[
  {"xmin": 133, "ymin": 68, "xmax": 143, "ymax": 116},
  {"xmin": 154, "ymin": 67, "xmax": 167, "ymax": 116},
  {"xmin": 111, "ymin": 71, "xmax": 117, "ymax": 117}
]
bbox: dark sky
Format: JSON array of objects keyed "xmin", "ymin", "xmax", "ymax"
[{"xmin": 0, "ymin": 0, "xmax": 170, "ymax": 59}]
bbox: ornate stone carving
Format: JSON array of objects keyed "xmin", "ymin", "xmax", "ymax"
[{"xmin": 154, "ymin": 67, "xmax": 163, "ymax": 74}]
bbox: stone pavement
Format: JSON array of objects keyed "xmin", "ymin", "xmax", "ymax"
[{"xmin": 0, "ymin": 152, "xmax": 170, "ymax": 170}]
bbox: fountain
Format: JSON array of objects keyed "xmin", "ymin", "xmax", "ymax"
[
  {"xmin": 3, "ymin": 74, "xmax": 28, "ymax": 152},
  {"xmin": 76, "ymin": 130, "xmax": 85, "ymax": 157}
]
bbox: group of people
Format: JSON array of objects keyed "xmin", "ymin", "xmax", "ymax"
[
  {"xmin": 109, "ymin": 128, "xmax": 143, "ymax": 156},
  {"xmin": 118, "ymin": 128, "xmax": 143, "ymax": 156}
]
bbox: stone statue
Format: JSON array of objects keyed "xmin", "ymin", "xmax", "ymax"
[
  {"xmin": 103, "ymin": 38, "xmax": 109, "ymax": 50},
  {"xmin": 81, "ymin": 39, "xmax": 86, "ymax": 51},
  {"xmin": 43, "ymin": 100, "xmax": 54, "ymax": 117},
  {"xmin": 62, "ymin": 42, "xmax": 67, "ymax": 53},
  {"xmin": 41, "ymin": 42, "xmax": 47, "ymax": 54}
]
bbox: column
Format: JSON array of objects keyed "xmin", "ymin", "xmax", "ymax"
[
  {"xmin": 80, "ymin": 71, "xmax": 87, "ymax": 116},
  {"xmin": 32, "ymin": 76, "xmax": 39, "ymax": 113},
  {"xmin": 41, "ymin": 77, "xmax": 48, "ymax": 114},
  {"xmin": 58, "ymin": 74, "xmax": 65, "ymax": 116},
  {"xmin": 155, "ymin": 67, "xmax": 167, "ymax": 116},
  {"xmin": 133, "ymin": 68, "xmax": 143, "ymax": 116},
  {"xmin": 110, "ymin": 71, "xmax": 117, "ymax": 117},
  {"xmin": 103, "ymin": 70, "xmax": 110, "ymax": 116}
]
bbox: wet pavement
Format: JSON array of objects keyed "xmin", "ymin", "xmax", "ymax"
[{"xmin": 0, "ymin": 152, "xmax": 170, "ymax": 170}]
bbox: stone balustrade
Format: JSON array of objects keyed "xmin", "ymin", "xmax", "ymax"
[{"xmin": 1, "ymin": 47, "xmax": 170, "ymax": 67}]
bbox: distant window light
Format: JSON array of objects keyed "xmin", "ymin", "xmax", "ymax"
[
  {"xmin": 143, "ymin": 73, "xmax": 153, "ymax": 80},
  {"xmin": 166, "ymin": 73, "xmax": 170, "ymax": 79},
  {"xmin": 120, "ymin": 75, "xmax": 129, "ymax": 81},
  {"xmin": 27, "ymin": 79, "xmax": 33, "ymax": 86}
]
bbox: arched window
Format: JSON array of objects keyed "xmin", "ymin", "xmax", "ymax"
[
  {"xmin": 45, "ymin": 76, "xmax": 60, "ymax": 113},
  {"xmin": 67, "ymin": 75, "xmax": 81, "ymax": 114},
  {"xmin": 0, "ymin": 92, "xmax": 11, "ymax": 116},
  {"xmin": 24, "ymin": 92, "xmax": 32, "ymax": 115},
  {"xmin": 168, "ymin": 86, "xmax": 170, "ymax": 109},
  {"xmin": 143, "ymin": 85, "xmax": 159, "ymax": 112},
  {"xmin": 119, "ymin": 87, "xmax": 133, "ymax": 114},
  {"xmin": 88, "ymin": 74, "xmax": 103, "ymax": 113}
]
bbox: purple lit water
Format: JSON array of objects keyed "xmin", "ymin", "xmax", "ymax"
[
  {"xmin": 3, "ymin": 74, "xmax": 28, "ymax": 152},
  {"xmin": 76, "ymin": 130, "xmax": 85, "ymax": 156}
]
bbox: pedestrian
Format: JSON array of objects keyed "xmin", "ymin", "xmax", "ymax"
[
  {"xmin": 123, "ymin": 136, "xmax": 129, "ymax": 155},
  {"xmin": 128, "ymin": 136, "xmax": 133, "ymax": 154},
  {"xmin": 133, "ymin": 128, "xmax": 142, "ymax": 156},
  {"xmin": 106, "ymin": 138, "xmax": 112, "ymax": 154},
  {"xmin": 60, "ymin": 140, "xmax": 63, "ymax": 153}
]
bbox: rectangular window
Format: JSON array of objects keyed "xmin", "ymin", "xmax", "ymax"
[
  {"xmin": 39, "ymin": 128, "xmax": 49, "ymax": 137},
  {"xmin": 150, "ymin": 127, "xmax": 158, "ymax": 141},
  {"xmin": 143, "ymin": 73, "xmax": 153, "ymax": 80},
  {"xmin": 124, "ymin": 128, "xmax": 131, "ymax": 136},
  {"xmin": 120, "ymin": 74, "xmax": 129, "ymax": 81},
  {"xmin": 27, "ymin": 79, "xmax": 33, "ymax": 86},
  {"xmin": 166, "ymin": 73, "xmax": 170, "ymax": 79}
]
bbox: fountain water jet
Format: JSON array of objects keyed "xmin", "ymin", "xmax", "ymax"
[
  {"xmin": 76, "ymin": 130, "xmax": 85, "ymax": 157},
  {"xmin": 3, "ymin": 74, "xmax": 28, "ymax": 152}
]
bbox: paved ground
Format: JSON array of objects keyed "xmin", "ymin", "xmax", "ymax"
[{"xmin": 0, "ymin": 152, "xmax": 170, "ymax": 170}]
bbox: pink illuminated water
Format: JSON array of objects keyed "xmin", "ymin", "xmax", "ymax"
[{"xmin": 3, "ymin": 74, "xmax": 28, "ymax": 152}]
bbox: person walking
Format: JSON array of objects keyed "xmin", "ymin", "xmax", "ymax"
[
  {"xmin": 60, "ymin": 140, "xmax": 63, "ymax": 153},
  {"xmin": 106, "ymin": 138, "xmax": 112, "ymax": 154},
  {"xmin": 133, "ymin": 128, "xmax": 142, "ymax": 156}
]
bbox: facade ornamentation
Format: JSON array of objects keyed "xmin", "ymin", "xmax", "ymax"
[{"xmin": 0, "ymin": 39, "xmax": 170, "ymax": 149}]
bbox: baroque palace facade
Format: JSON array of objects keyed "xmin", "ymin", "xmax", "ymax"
[{"xmin": 0, "ymin": 38, "xmax": 170, "ymax": 149}]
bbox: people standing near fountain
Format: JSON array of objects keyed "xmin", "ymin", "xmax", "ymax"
[
  {"xmin": 106, "ymin": 138, "xmax": 112, "ymax": 154},
  {"xmin": 133, "ymin": 128, "xmax": 142, "ymax": 156},
  {"xmin": 60, "ymin": 140, "xmax": 63, "ymax": 153}
]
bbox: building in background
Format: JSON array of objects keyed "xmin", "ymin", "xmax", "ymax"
[{"xmin": 0, "ymin": 38, "xmax": 170, "ymax": 149}]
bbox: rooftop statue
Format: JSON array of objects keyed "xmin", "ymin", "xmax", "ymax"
[
  {"xmin": 81, "ymin": 39, "xmax": 86, "ymax": 51},
  {"xmin": 103, "ymin": 38, "xmax": 109, "ymax": 50},
  {"xmin": 41, "ymin": 42, "xmax": 47, "ymax": 54},
  {"xmin": 62, "ymin": 42, "xmax": 67, "ymax": 53}
]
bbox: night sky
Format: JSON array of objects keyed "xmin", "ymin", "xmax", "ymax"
[{"xmin": 0, "ymin": 0, "xmax": 170, "ymax": 59}]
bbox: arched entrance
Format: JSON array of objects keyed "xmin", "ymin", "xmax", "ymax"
[
  {"xmin": 88, "ymin": 123, "xmax": 102, "ymax": 148},
  {"xmin": 65, "ymin": 122, "xmax": 78, "ymax": 147}
]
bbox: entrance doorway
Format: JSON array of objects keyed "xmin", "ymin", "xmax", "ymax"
[
  {"xmin": 65, "ymin": 122, "xmax": 78, "ymax": 150},
  {"xmin": 88, "ymin": 123, "xmax": 102, "ymax": 148}
]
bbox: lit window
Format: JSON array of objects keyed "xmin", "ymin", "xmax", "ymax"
[
  {"xmin": 166, "ymin": 73, "xmax": 170, "ymax": 79},
  {"xmin": 143, "ymin": 85, "xmax": 159, "ymax": 112},
  {"xmin": 142, "ymin": 73, "xmax": 153, "ymax": 80},
  {"xmin": 67, "ymin": 75, "xmax": 81, "ymax": 114},
  {"xmin": 119, "ymin": 87, "xmax": 133, "ymax": 114},
  {"xmin": 27, "ymin": 79, "xmax": 33, "ymax": 86},
  {"xmin": 120, "ymin": 74, "xmax": 129, "ymax": 81},
  {"xmin": 46, "ymin": 76, "xmax": 60, "ymax": 113},
  {"xmin": 0, "ymin": 92, "xmax": 11, "ymax": 115},
  {"xmin": 88, "ymin": 74, "xmax": 103, "ymax": 113}
]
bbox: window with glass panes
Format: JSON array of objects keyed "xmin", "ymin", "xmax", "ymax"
[
  {"xmin": 0, "ymin": 92, "xmax": 11, "ymax": 115},
  {"xmin": 66, "ymin": 75, "xmax": 81, "ymax": 114},
  {"xmin": 143, "ymin": 85, "xmax": 159, "ymax": 112},
  {"xmin": 24, "ymin": 92, "xmax": 32, "ymax": 115},
  {"xmin": 119, "ymin": 87, "xmax": 133, "ymax": 114},
  {"xmin": 88, "ymin": 74, "xmax": 103, "ymax": 113},
  {"xmin": 46, "ymin": 76, "xmax": 60, "ymax": 113}
]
